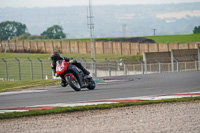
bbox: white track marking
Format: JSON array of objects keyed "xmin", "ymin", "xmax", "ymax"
[{"xmin": 0, "ymin": 90, "xmax": 47, "ymax": 96}]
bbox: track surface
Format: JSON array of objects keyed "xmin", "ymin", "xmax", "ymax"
[{"xmin": 0, "ymin": 71, "xmax": 200, "ymax": 109}]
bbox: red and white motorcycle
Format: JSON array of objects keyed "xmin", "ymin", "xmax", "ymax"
[{"xmin": 56, "ymin": 60, "xmax": 96, "ymax": 91}]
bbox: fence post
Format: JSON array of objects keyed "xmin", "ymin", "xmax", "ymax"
[
  {"xmin": 91, "ymin": 58, "xmax": 97, "ymax": 77},
  {"xmin": 198, "ymin": 47, "xmax": 200, "ymax": 70},
  {"xmin": 115, "ymin": 61, "xmax": 119, "ymax": 76},
  {"xmin": 120, "ymin": 59, "xmax": 127, "ymax": 75},
  {"xmin": 22, "ymin": 40, "xmax": 25, "ymax": 52},
  {"xmin": 120, "ymin": 42, "xmax": 122, "ymax": 55},
  {"xmin": 60, "ymin": 41, "xmax": 63, "ymax": 53},
  {"xmin": 139, "ymin": 59, "xmax": 144, "ymax": 74},
  {"xmin": 171, "ymin": 50, "xmax": 174, "ymax": 72},
  {"xmin": 15, "ymin": 58, "xmax": 21, "ymax": 80},
  {"xmin": 123, "ymin": 61, "xmax": 127, "ymax": 75},
  {"xmin": 81, "ymin": 57, "xmax": 87, "ymax": 69},
  {"xmin": 116, "ymin": 61, "xmax": 120, "ymax": 71},
  {"xmin": 77, "ymin": 41, "xmax": 79, "ymax": 53},
  {"xmin": 44, "ymin": 41, "xmax": 46, "ymax": 53},
  {"xmin": 38, "ymin": 58, "xmax": 44, "ymax": 79},
  {"xmin": 155, "ymin": 58, "xmax": 162, "ymax": 73},
  {"xmin": 191, "ymin": 55, "xmax": 198, "ymax": 71},
  {"xmin": 105, "ymin": 58, "xmax": 111, "ymax": 76},
  {"xmin": 174, "ymin": 57, "xmax": 179, "ymax": 72},
  {"xmin": 2, "ymin": 58, "xmax": 8, "ymax": 81},
  {"xmin": 27, "ymin": 58, "xmax": 33, "ymax": 80},
  {"xmin": 143, "ymin": 52, "xmax": 147, "ymax": 73}
]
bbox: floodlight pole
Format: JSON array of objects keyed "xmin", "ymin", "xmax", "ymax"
[
  {"xmin": 88, "ymin": 0, "xmax": 95, "ymax": 60},
  {"xmin": 153, "ymin": 28, "xmax": 156, "ymax": 36},
  {"xmin": 88, "ymin": 0, "xmax": 95, "ymax": 76}
]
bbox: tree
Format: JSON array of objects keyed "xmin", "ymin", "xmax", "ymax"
[
  {"xmin": 0, "ymin": 21, "xmax": 27, "ymax": 40},
  {"xmin": 41, "ymin": 25, "xmax": 66, "ymax": 39},
  {"xmin": 193, "ymin": 25, "xmax": 200, "ymax": 34}
]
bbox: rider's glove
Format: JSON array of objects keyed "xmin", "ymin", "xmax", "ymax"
[
  {"xmin": 55, "ymin": 73, "xmax": 58, "ymax": 77},
  {"xmin": 69, "ymin": 60, "xmax": 76, "ymax": 63}
]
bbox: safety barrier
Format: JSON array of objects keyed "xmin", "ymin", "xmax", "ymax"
[{"xmin": 0, "ymin": 58, "xmax": 199, "ymax": 81}]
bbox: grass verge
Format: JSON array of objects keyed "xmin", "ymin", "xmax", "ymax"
[
  {"xmin": 145, "ymin": 34, "xmax": 200, "ymax": 43},
  {"xmin": 0, "ymin": 96, "xmax": 200, "ymax": 119},
  {"xmin": 0, "ymin": 52, "xmax": 142, "ymax": 61},
  {"xmin": 0, "ymin": 79, "xmax": 60, "ymax": 92},
  {"xmin": 26, "ymin": 34, "xmax": 200, "ymax": 43},
  {"xmin": 0, "ymin": 78, "xmax": 104, "ymax": 92}
]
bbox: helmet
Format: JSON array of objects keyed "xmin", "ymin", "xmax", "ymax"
[{"xmin": 51, "ymin": 52, "xmax": 60, "ymax": 60}]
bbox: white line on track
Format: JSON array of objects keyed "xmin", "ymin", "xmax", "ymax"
[{"xmin": 0, "ymin": 90, "xmax": 47, "ymax": 96}]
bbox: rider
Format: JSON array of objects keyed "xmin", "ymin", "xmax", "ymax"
[{"xmin": 51, "ymin": 52, "xmax": 90, "ymax": 87}]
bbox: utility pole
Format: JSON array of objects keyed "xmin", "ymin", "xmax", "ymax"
[
  {"xmin": 153, "ymin": 28, "xmax": 156, "ymax": 36},
  {"xmin": 122, "ymin": 24, "xmax": 127, "ymax": 37},
  {"xmin": 87, "ymin": 0, "xmax": 95, "ymax": 77},
  {"xmin": 87, "ymin": 0, "xmax": 95, "ymax": 60}
]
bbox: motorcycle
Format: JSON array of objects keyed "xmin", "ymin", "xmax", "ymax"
[{"xmin": 56, "ymin": 59, "xmax": 96, "ymax": 91}]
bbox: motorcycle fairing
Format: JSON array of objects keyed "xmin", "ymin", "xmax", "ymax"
[
  {"xmin": 66, "ymin": 63, "xmax": 85, "ymax": 87},
  {"xmin": 56, "ymin": 60, "xmax": 69, "ymax": 75}
]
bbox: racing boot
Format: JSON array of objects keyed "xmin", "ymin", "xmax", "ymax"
[
  {"xmin": 82, "ymin": 68, "xmax": 92, "ymax": 79},
  {"xmin": 76, "ymin": 63, "xmax": 90, "ymax": 76},
  {"xmin": 73, "ymin": 60, "xmax": 91, "ymax": 78},
  {"xmin": 60, "ymin": 77, "xmax": 68, "ymax": 87},
  {"xmin": 82, "ymin": 68, "xmax": 90, "ymax": 75}
]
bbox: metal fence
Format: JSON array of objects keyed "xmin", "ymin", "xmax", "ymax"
[
  {"xmin": 0, "ymin": 58, "xmax": 200, "ymax": 81},
  {"xmin": 77, "ymin": 58, "xmax": 200, "ymax": 77},
  {"xmin": 0, "ymin": 58, "xmax": 52, "ymax": 81}
]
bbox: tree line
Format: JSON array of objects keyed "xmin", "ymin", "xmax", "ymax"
[
  {"xmin": 0, "ymin": 21, "xmax": 200, "ymax": 41},
  {"xmin": 193, "ymin": 26, "xmax": 200, "ymax": 34},
  {"xmin": 0, "ymin": 21, "xmax": 66, "ymax": 41}
]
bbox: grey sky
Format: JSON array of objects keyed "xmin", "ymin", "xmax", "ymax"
[{"xmin": 1, "ymin": 0, "xmax": 200, "ymax": 8}]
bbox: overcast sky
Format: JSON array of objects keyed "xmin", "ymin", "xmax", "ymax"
[{"xmin": 1, "ymin": 0, "xmax": 200, "ymax": 8}]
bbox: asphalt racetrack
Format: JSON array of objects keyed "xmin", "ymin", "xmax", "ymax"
[{"xmin": 0, "ymin": 71, "xmax": 200, "ymax": 109}]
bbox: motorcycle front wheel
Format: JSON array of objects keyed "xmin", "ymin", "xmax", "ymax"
[{"xmin": 65, "ymin": 75, "xmax": 81, "ymax": 91}]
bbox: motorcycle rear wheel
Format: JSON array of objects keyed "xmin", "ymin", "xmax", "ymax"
[
  {"xmin": 87, "ymin": 79, "xmax": 96, "ymax": 90},
  {"xmin": 66, "ymin": 75, "xmax": 81, "ymax": 91}
]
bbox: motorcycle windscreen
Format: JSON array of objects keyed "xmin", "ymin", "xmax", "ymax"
[
  {"xmin": 56, "ymin": 60, "xmax": 68, "ymax": 75},
  {"xmin": 56, "ymin": 60, "xmax": 63, "ymax": 66}
]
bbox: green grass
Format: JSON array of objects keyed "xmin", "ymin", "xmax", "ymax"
[
  {"xmin": 0, "ymin": 56, "xmax": 53, "ymax": 81},
  {"xmin": 0, "ymin": 79, "xmax": 60, "ymax": 92},
  {"xmin": 75, "ymin": 34, "xmax": 200, "ymax": 43},
  {"xmin": 30, "ymin": 38, "xmax": 90, "ymax": 42},
  {"xmin": 0, "ymin": 78, "xmax": 104, "ymax": 92},
  {"xmin": 93, "ymin": 34, "xmax": 200, "ymax": 43},
  {"xmin": 0, "ymin": 52, "xmax": 142, "ymax": 61},
  {"xmin": 17, "ymin": 34, "xmax": 200, "ymax": 43},
  {"xmin": 98, "ymin": 34, "xmax": 200, "ymax": 43},
  {"xmin": 0, "ymin": 53, "xmax": 50, "ymax": 59},
  {"xmin": 146, "ymin": 34, "xmax": 200, "ymax": 43},
  {"xmin": 0, "ymin": 96, "xmax": 199, "ymax": 119}
]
